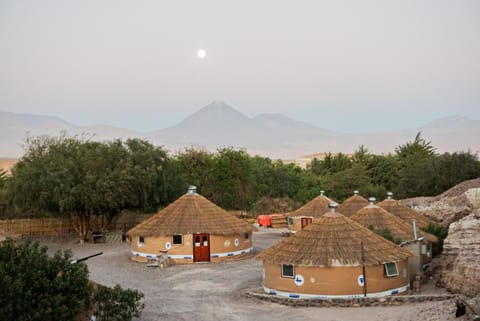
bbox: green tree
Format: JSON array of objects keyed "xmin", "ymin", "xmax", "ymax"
[
  {"xmin": 395, "ymin": 131, "xmax": 436, "ymax": 159},
  {"xmin": 0, "ymin": 169, "xmax": 7, "ymax": 189},
  {"xmin": 176, "ymin": 148, "xmax": 214, "ymax": 194},
  {"xmin": 6, "ymin": 135, "xmax": 171, "ymax": 242},
  {"xmin": 93, "ymin": 285, "xmax": 144, "ymax": 321},
  {"xmin": 0, "ymin": 239, "xmax": 91, "ymax": 321}
]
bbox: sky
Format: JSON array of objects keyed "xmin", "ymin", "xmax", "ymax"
[{"xmin": 1, "ymin": 0, "xmax": 479, "ymax": 133}]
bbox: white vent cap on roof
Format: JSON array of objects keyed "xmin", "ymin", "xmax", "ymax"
[
  {"xmin": 368, "ymin": 197, "xmax": 376, "ymax": 205},
  {"xmin": 387, "ymin": 192, "xmax": 393, "ymax": 199},
  {"xmin": 320, "ymin": 190, "xmax": 325, "ymax": 196},
  {"xmin": 353, "ymin": 190, "xmax": 359, "ymax": 195},
  {"xmin": 328, "ymin": 202, "xmax": 339, "ymax": 212},
  {"xmin": 187, "ymin": 185, "xmax": 198, "ymax": 195}
]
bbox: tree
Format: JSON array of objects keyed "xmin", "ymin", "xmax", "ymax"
[
  {"xmin": 6, "ymin": 135, "xmax": 171, "ymax": 242},
  {"xmin": 395, "ymin": 131, "xmax": 436, "ymax": 159},
  {"xmin": 0, "ymin": 239, "xmax": 91, "ymax": 321},
  {"xmin": 93, "ymin": 285, "xmax": 144, "ymax": 321},
  {"xmin": 0, "ymin": 169, "xmax": 6, "ymax": 189}
]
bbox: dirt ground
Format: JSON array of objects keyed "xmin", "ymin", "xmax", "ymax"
[{"xmin": 42, "ymin": 229, "xmax": 472, "ymax": 321}]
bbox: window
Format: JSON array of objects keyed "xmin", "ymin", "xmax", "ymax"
[
  {"xmin": 244, "ymin": 233, "xmax": 249, "ymax": 240},
  {"xmin": 421, "ymin": 244, "xmax": 427, "ymax": 255},
  {"xmin": 281, "ymin": 264, "xmax": 294, "ymax": 278},
  {"xmin": 139, "ymin": 236, "xmax": 145, "ymax": 244},
  {"xmin": 172, "ymin": 234, "xmax": 183, "ymax": 245},
  {"xmin": 384, "ymin": 262, "xmax": 399, "ymax": 277},
  {"xmin": 287, "ymin": 217, "xmax": 293, "ymax": 226}
]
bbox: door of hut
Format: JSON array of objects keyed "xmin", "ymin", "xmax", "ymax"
[
  {"xmin": 193, "ymin": 233, "xmax": 210, "ymax": 262},
  {"xmin": 301, "ymin": 217, "xmax": 313, "ymax": 229}
]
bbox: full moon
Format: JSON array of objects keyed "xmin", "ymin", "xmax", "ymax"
[{"xmin": 197, "ymin": 49, "xmax": 206, "ymax": 59}]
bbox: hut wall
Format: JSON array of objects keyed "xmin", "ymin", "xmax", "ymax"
[
  {"xmin": 130, "ymin": 232, "xmax": 253, "ymax": 263},
  {"xmin": 263, "ymin": 260, "xmax": 409, "ymax": 297},
  {"xmin": 288, "ymin": 216, "xmax": 311, "ymax": 233},
  {"xmin": 130, "ymin": 234, "xmax": 194, "ymax": 263},
  {"xmin": 209, "ymin": 233, "xmax": 253, "ymax": 262}
]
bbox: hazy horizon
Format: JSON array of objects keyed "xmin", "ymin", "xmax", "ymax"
[{"xmin": 1, "ymin": 0, "xmax": 479, "ymax": 133}]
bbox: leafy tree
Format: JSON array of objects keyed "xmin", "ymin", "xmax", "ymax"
[
  {"xmin": 0, "ymin": 169, "xmax": 7, "ymax": 189},
  {"xmin": 0, "ymin": 239, "xmax": 91, "ymax": 321},
  {"xmin": 6, "ymin": 135, "xmax": 171, "ymax": 242},
  {"xmin": 422, "ymin": 223, "xmax": 449, "ymax": 256},
  {"xmin": 395, "ymin": 131, "xmax": 436, "ymax": 159},
  {"xmin": 93, "ymin": 284, "xmax": 144, "ymax": 321},
  {"xmin": 176, "ymin": 148, "xmax": 214, "ymax": 193},
  {"xmin": 307, "ymin": 152, "xmax": 352, "ymax": 176}
]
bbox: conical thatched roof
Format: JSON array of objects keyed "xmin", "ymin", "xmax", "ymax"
[
  {"xmin": 127, "ymin": 186, "xmax": 252, "ymax": 237},
  {"xmin": 337, "ymin": 191, "xmax": 369, "ymax": 217},
  {"xmin": 258, "ymin": 208, "xmax": 412, "ymax": 267},
  {"xmin": 378, "ymin": 196, "xmax": 432, "ymax": 229},
  {"xmin": 350, "ymin": 201, "xmax": 438, "ymax": 244},
  {"xmin": 286, "ymin": 191, "xmax": 333, "ymax": 218}
]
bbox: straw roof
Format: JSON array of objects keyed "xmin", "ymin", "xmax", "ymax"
[
  {"xmin": 350, "ymin": 204, "xmax": 438, "ymax": 244},
  {"xmin": 286, "ymin": 192, "xmax": 333, "ymax": 218},
  {"xmin": 378, "ymin": 198, "xmax": 432, "ymax": 229},
  {"xmin": 338, "ymin": 193, "xmax": 368, "ymax": 217},
  {"xmin": 127, "ymin": 187, "xmax": 253, "ymax": 237},
  {"xmin": 257, "ymin": 210, "xmax": 412, "ymax": 267}
]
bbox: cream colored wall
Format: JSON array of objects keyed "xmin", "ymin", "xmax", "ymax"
[
  {"xmin": 263, "ymin": 260, "xmax": 409, "ymax": 296},
  {"xmin": 404, "ymin": 242, "xmax": 421, "ymax": 281},
  {"xmin": 130, "ymin": 232, "xmax": 253, "ymax": 264},
  {"xmin": 288, "ymin": 216, "xmax": 311, "ymax": 233}
]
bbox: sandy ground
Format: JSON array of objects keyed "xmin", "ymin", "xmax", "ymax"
[{"xmin": 42, "ymin": 229, "xmax": 474, "ymax": 321}]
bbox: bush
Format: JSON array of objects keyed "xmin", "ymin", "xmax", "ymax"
[{"xmin": 93, "ymin": 284, "xmax": 144, "ymax": 321}]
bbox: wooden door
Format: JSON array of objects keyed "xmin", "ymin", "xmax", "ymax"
[
  {"xmin": 301, "ymin": 217, "xmax": 313, "ymax": 229},
  {"xmin": 193, "ymin": 233, "xmax": 210, "ymax": 262}
]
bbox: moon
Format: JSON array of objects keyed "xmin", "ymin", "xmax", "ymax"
[{"xmin": 197, "ymin": 49, "xmax": 206, "ymax": 59}]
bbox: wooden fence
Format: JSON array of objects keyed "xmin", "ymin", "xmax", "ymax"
[{"xmin": 0, "ymin": 213, "xmax": 154, "ymax": 239}]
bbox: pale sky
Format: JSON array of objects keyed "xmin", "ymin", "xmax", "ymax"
[{"xmin": 1, "ymin": 0, "xmax": 479, "ymax": 133}]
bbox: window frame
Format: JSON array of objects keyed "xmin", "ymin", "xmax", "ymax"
[
  {"xmin": 384, "ymin": 262, "xmax": 399, "ymax": 277},
  {"xmin": 281, "ymin": 264, "xmax": 294, "ymax": 278},
  {"xmin": 244, "ymin": 232, "xmax": 249, "ymax": 240},
  {"xmin": 138, "ymin": 236, "xmax": 145, "ymax": 244},
  {"xmin": 172, "ymin": 234, "xmax": 183, "ymax": 245}
]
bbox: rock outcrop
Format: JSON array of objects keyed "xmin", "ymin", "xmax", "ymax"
[
  {"xmin": 435, "ymin": 210, "xmax": 480, "ymax": 297},
  {"xmin": 401, "ymin": 178, "xmax": 480, "ymax": 226}
]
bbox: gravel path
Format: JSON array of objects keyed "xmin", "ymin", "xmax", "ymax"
[{"xmin": 42, "ymin": 230, "xmax": 470, "ymax": 321}]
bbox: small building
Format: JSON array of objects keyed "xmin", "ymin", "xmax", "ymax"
[
  {"xmin": 351, "ymin": 197, "xmax": 438, "ymax": 278},
  {"xmin": 258, "ymin": 203, "xmax": 413, "ymax": 299},
  {"xmin": 286, "ymin": 190, "xmax": 333, "ymax": 232},
  {"xmin": 378, "ymin": 192, "xmax": 433, "ymax": 229},
  {"xmin": 337, "ymin": 190, "xmax": 369, "ymax": 217},
  {"xmin": 127, "ymin": 186, "xmax": 253, "ymax": 264}
]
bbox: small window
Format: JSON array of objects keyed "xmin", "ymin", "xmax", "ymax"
[
  {"xmin": 173, "ymin": 234, "xmax": 183, "ymax": 245},
  {"xmin": 281, "ymin": 264, "xmax": 294, "ymax": 278},
  {"xmin": 287, "ymin": 217, "xmax": 293, "ymax": 225},
  {"xmin": 244, "ymin": 233, "xmax": 249, "ymax": 240},
  {"xmin": 384, "ymin": 262, "xmax": 399, "ymax": 277},
  {"xmin": 139, "ymin": 236, "xmax": 145, "ymax": 244},
  {"xmin": 421, "ymin": 244, "xmax": 427, "ymax": 255}
]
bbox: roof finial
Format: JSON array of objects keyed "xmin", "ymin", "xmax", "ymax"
[
  {"xmin": 187, "ymin": 185, "xmax": 198, "ymax": 195},
  {"xmin": 353, "ymin": 190, "xmax": 359, "ymax": 195},
  {"xmin": 368, "ymin": 197, "xmax": 376, "ymax": 205},
  {"xmin": 328, "ymin": 202, "xmax": 338, "ymax": 212},
  {"xmin": 320, "ymin": 190, "xmax": 325, "ymax": 196},
  {"xmin": 387, "ymin": 192, "xmax": 393, "ymax": 199}
]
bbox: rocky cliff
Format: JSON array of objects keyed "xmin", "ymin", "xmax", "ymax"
[
  {"xmin": 436, "ymin": 210, "xmax": 480, "ymax": 297},
  {"xmin": 401, "ymin": 178, "xmax": 480, "ymax": 226}
]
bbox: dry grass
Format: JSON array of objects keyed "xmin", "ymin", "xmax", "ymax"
[
  {"xmin": 286, "ymin": 194, "xmax": 334, "ymax": 218},
  {"xmin": 257, "ymin": 211, "xmax": 412, "ymax": 267},
  {"xmin": 338, "ymin": 194, "xmax": 369, "ymax": 217},
  {"xmin": 350, "ymin": 205, "xmax": 438, "ymax": 243},
  {"xmin": 128, "ymin": 192, "xmax": 252, "ymax": 237},
  {"xmin": 378, "ymin": 198, "xmax": 433, "ymax": 229}
]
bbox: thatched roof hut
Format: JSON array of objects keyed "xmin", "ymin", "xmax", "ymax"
[
  {"xmin": 351, "ymin": 198, "xmax": 438, "ymax": 244},
  {"xmin": 286, "ymin": 190, "xmax": 333, "ymax": 232},
  {"xmin": 258, "ymin": 203, "xmax": 413, "ymax": 298},
  {"xmin": 128, "ymin": 186, "xmax": 253, "ymax": 264},
  {"xmin": 378, "ymin": 192, "xmax": 433, "ymax": 229},
  {"xmin": 338, "ymin": 190, "xmax": 369, "ymax": 217}
]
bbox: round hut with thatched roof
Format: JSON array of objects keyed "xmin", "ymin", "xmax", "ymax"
[
  {"xmin": 351, "ymin": 197, "xmax": 438, "ymax": 277},
  {"xmin": 286, "ymin": 190, "xmax": 333, "ymax": 232},
  {"xmin": 127, "ymin": 186, "xmax": 253, "ymax": 264},
  {"xmin": 338, "ymin": 190, "xmax": 369, "ymax": 217},
  {"xmin": 258, "ymin": 203, "xmax": 413, "ymax": 299},
  {"xmin": 378, "ymin": 192, "xmax": 433, "ymax": 229}
]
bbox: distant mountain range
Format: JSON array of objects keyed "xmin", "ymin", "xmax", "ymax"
[{"xmin": 1, "ymin": 101, "xmax": 479, "ymax": 159}]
